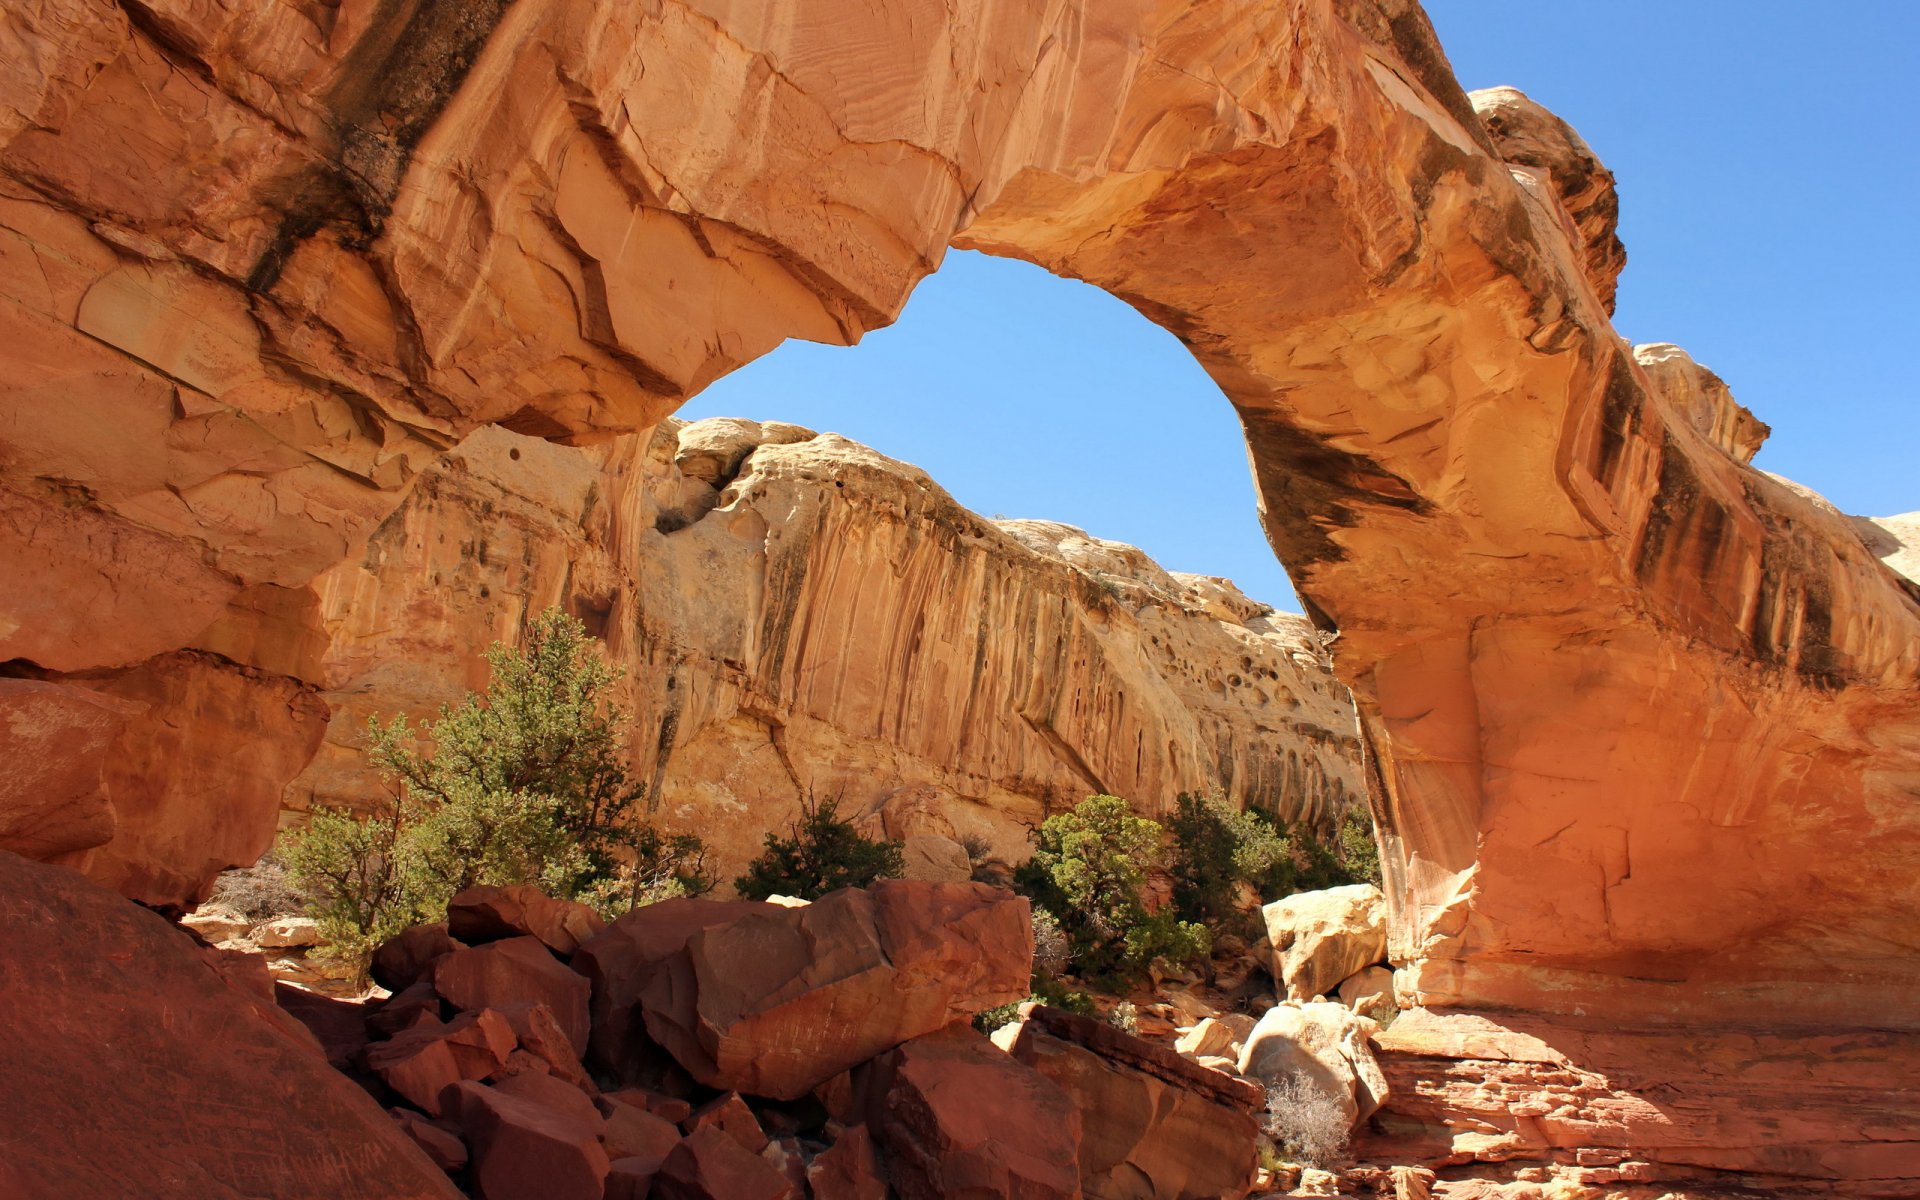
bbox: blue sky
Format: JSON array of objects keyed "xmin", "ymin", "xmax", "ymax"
[{"xmin": 679, "ymin": 3, "xmax": 1919, "ymax": 612}]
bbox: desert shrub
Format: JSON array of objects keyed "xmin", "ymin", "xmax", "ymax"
[
  {"xmin": 1031, "ymin": 905, "xmax": 1072, "ymax": 978},
  {"xmin": 284, "ymin": 608, "xmax": 704, "ymax": 979},
  {"xmin": 1105, "ymin": 1000, "xmax": 1140, "ymax": 1035},
  {"xmin": 1170, "ymin": 794, "xmax": 1384, "ymax": 930},
  {"xmin": 735, "ymin": 795, "xmax": 905, "ymax": 901},
  {"xmin": 1262, "ymin": 1076, "xmax": 1350, "ymax": 1168},
  {"xmin": 1014, "ymin": 794, "xmax": 1209, "ymax": 984},
  {"xmin": 282, "ymin": 801, "xmax": 430, "ymax": 977},
  {"xmin": 206, "ymin": 853, "xmax": 308, "ymax": 923}
]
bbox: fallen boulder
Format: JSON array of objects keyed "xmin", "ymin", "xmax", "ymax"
[
  {"xmin": 808, "ymin": 1124, "xmax": 889, "ymax": 1200},
  {"xmin": 434, "ymin": 935, "xmax": 592, "ymax": 1057},
  {"xmin": 642, "ymin": 881, "xmax": 1031, "ymax": 1099},
  {"xmin": 570, "ymin": 897, "xmax": 779, "ymax": 1079},
  {"xmin": 1262, "ymin": 885, "xmax": 1386, "ymax": 1002},
  {"xmin": 652, "ymin": 1125, "xmax": 801, "ymax": 1200},
  {"xmin": 1000, "ymin": 1003, "xmax": 1262, "ymax": 1199},
  {"xmin": 868, "ymin": 1026, "xmax": 1082, "ymax": 1200},
  {"xmin": 444, "ymin": 1078, "xmax": 609, "ymax": 1200},
  {"xmin": 372, "ymin": 924, "xmax": 463, "ymax": 992},
  {"xmin": 0, "ymin": 851, "xmax": 461, "ymax": 1198},
  {"xmin": 448, "ymin": 884, "xmax": 606, "ymax": 956},
  {"xmin": 364, "ymin": 1008, "xmax": 517, "ymax": 1115},
  {"xmin": 1238, "ymin": 1001, "xmax": 1388, "ymax": 1126}
]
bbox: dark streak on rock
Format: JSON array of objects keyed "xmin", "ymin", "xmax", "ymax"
[{"xmin": 247, "ymin": 0, "xmax": 518, "ymax": 292}]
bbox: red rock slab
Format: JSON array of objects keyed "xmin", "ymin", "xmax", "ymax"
[
  {"xmin": 1004, "ymin": 1004, "xmax": 1261, "ymax": 1199},
  {"xmin": 444, "ymin": 1079, "xmax": 611, "ymax": 1200},
  {"xmin": 492, "ymin": 1068, "xmax": 604, "ymax": 1128},
  {"xmin": 499, "ymin": 1001, "xmax": 595, "ymax": 1091},
  {"xmin": 868, "ymin": 1026, "xmax": 1082, "ymax": 1200},
  {"xmin": 641, "ymin": 882, "xmax": 1031, "ymax": 1100},
  {"xmin": 448, "ymin": 884, "xmax": 606, "ymax": 956},
  {"xmin": 367, "ymin": 979, "xmax": 447, "ymax": 1039},
  {"xmin": 0, "ymin": 678, "xmax": 140, "ymax": 861},
  {"xmin": 606, "ymin": 1087, "xmax": 693, "ymax": 1125},
  {"xmin": 373, "ymin": 923, "xmax": 463, "ymax": 992},
  {"xmin": 651, "ymin": 1126, "xmax": 801, "ymax": 1200},
  {"xmin": 365, "ymin": 1008, "xmax": 516, "ymax": 1115},
  {"xmin": 605, "ymin": 1156, "xmax": 659, "ymax": 1200},
  {"xmin": 434, "ymin": 934, "xmax": 591, "ymax": 1058},
  {"xmin": 808, "ymin": 1124, "xmax": 889, "ymax": 1200},
  {"xmin": 603, "ymin": 1102, "xmax": 682, "ymax": 1169},
  {"xmin": 0, "ymin": 851, "xmax": 461, "ymax": 1199},
  {"xmin": 393, "ymin": 1109, "xmax": 469, "ymax": 1174},
  {"xmin": 571, "ymin": 897, "xmax": 779, "ymax": 1079},
  {"xmin": 683, "ymin": 1091, "xmax": 768, "ymax": 1153}
]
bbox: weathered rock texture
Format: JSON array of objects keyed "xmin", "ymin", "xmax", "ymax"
[
  {"xmin": 0, "ymin": 852, "xmax": 461, "ymax": 1199},
  {"xmin": 287, "ymin": 418, "xmax": 1363, "ymax": 878},
  {"xmin": 2, "ymin": 1, "xmax": 1917, "ymax": 1192}
]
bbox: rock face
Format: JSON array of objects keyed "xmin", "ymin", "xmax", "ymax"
[
  {"xmin": 289, "ymin": 419, "xmax": 1365, "ymax": 879},
  {"xmin": 0, "ymin": 851, "xmax": 461, "ymax": 1199},
  {"xmin": 3, "ymin": 2, "xmax": 1918, "ymax": 1193}
]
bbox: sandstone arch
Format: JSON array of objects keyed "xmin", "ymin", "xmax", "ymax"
[{"xmin": 2, "ymin": 0, "xmax": 1917, "ymax": 1183}]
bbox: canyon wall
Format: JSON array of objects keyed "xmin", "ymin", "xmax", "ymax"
[
  {"xmin": 2, "ymin": 0, "xmax": 1918, "ymax": 1189},
  {"xmin": 289, "ymin": 416, "xmax": 1363, "ymax": 878}
]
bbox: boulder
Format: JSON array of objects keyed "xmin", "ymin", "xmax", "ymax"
[
  {"xmin": 368, "ymin": 980, "xmax": 447, "ymax": 1039},
  {"xmin": 251, "ymin": 915, "xmax": 321, "ymax": 948},
  {"xmin": 392, "ymin": 1109, "xmax": 469, "ymax": 1174},
  {"xmin": 761, "ymin": 1137, "xmax": 811, "ymax": 1195},
  {"xmin": 652, "ymin": 1125, "xmax": 802, "ymax": 1200},
  {"xmin": 372, "ymin": 924, "xmax": 463, "ymax": 993},
  {"xmin": 1337, "ymin": 966, "xmax": 1396, "ymax": 1025},
  {"xmin": 868, "ymin": 1026, "xmax": 1082, "ymax": 1200},
  {"xmin": 1002, "ymin": 1004, "xmax": 1262, "ymax": 1199},
  {"xmin": 606, "ymin": 1087, "xmax": 692, "ymax": 1125},
  {"xmin": 603, "ymin": 1101, "xmax": 682, "ymax": 1167},
  {"xmin": 364, "ymin": 1008, "xmax": 517, "ymax": 1115},
  {"xmin": 0, "ymin": 852, "xmax": 461, "ymax": 1198},
  {"xmin": 1238, "ymin": 1002, "xmax": 1388, "ymax": 1126},
  {"xmin": 570, "ymin": 897, "xmax": 779, "ymax": 1079},
  {"xmin": 434, "ymin": 935, "xmax": 592, "ymax": 1058},
  {"xmin": 808, "ymin": 1124, "xmax": 889, "ymax": 1200},
  {"xmin": 448, "ymin": 884, "xmax": 606, "ymax": 956},
  {"xmin": 181, "ymin": 906, "xmax": 253, "ymax": 944},
  {"xmin": 444, "ymin": 1078, "xmax": 610, "ymax": 1200},
  {"xmin": 1261, "ymin": 885, "xmax": 1386, "ymax": 1002},
  {"xmin": 899, "ymin": 833, "xmax": 972, "ymax": 883},
  {"xmin": 500, "ymin": 1002, "xmax": 594, "ymax": 1090},
  {"xmin": 642, "ymin": 881, "xmax": 1031, "ymax": 1099},
  {"xmin": 1175, "ymin": 1017, "xmax": 1237, "ymax": 1060},
  {"xmin": 684, "ymin": 1091, "xmax": 769, "ymax": 1153},
  {"xmin": 605, "ymin": 1157, "xmax": 659, "ymax": 1200}
]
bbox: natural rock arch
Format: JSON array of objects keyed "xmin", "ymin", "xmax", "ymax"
[{"xmin": 3, "ymin": 0, "xmax": 1917, "ymax": 1145}]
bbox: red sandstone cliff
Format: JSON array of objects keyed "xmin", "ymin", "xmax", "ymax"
[
  {"xmin": 287, "ymin": 417, "xmax": 1363, "ymax": 879},
  {"xmin": 1, "ymin": 0, "xmax": 1916, "ymax": 1191}
]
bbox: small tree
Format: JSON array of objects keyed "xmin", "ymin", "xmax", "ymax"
[
  {"xmin": 1014, "ymin": 794, "xmax": 1209, "ymax": 984},
  {"xmin": 1169, "ymin": 793, "xmax": 1384, "ymax": 933},
  {"xmin": 735, "ymin": 795, "xmax": 906, "ymax": 901},
  {"xmin": 285, "ymin": 607, "xmax": 706, "ymax": 980}
]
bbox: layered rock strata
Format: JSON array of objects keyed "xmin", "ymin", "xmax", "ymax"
[
  {"xmin": 288, "ymin": 418, "xmax": 1363, "ymax": 879},
  {"xmin": 2, "ymin": 1, "xmax": 1918, "ymax": 1192}
]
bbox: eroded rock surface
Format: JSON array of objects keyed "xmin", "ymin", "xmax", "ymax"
[
  {"xmin": 2, "ymin": 1, "xmax": 1917, "ymax": 1193},
  {"xmin": 290, "ymin": 420, "xmax": 1365, "ymax": 879},
  {"xmin": 0, "ymin": 851, "xmax": 461, "ymax": 1199}
]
